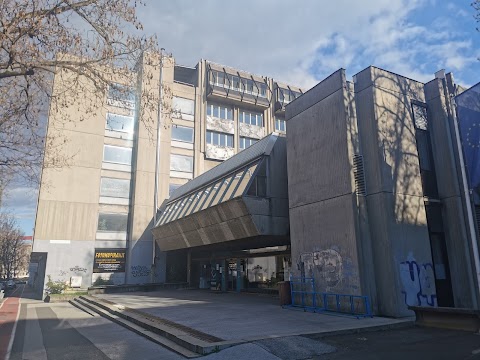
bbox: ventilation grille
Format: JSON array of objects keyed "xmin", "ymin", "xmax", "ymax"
[{"xmin": 353, "ymin": 154, "xmax": 367, "ymax": 196}]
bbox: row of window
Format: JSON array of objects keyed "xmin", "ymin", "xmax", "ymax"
[
  {"xmin": 206, "ymin": 130, "xmax": 258, "ymax": 150},
  {"xmin": 105, "ymin": 110, "xmax": 282, "ymax": 142},
  {"xmin": 210, "ymin": 70, "xmax": 268, "ymax": 98},
  {"xmin": 239, "ymin": 110, "xmax": 263, "ymax": 127},
  {"xmin": 277, "ymin": 87, "xmax": 302, "ymax": 104},
  {"xmin": 207, "ymin": 103, "xmax": 233, "ymax": 120}
]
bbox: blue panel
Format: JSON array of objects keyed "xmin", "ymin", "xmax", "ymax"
[{"xmin": 456, "ymin": 83, "xmax": 480, "ymax": 191}]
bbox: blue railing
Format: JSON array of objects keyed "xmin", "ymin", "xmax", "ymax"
[{"xmin": 284, "ymin": 276, "xmax": 373, "ymax": 319}]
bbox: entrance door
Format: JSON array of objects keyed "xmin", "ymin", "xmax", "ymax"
[{"xmin": 425, "ymin": 204, "xmax": 454, "ymax": 307}]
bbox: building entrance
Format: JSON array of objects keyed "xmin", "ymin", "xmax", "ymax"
[{"xmin": 192, "ymin": 249, "xmax": 291, "ymax": 293}]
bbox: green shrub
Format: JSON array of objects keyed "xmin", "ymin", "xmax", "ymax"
[{"xmin": 45, "ymin": 275, "xmax": 67, "ymax": 294}]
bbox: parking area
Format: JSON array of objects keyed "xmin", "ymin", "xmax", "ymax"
[{"xmin": 95, "ymin": 289, "xmax": 412, "ymax": 342}]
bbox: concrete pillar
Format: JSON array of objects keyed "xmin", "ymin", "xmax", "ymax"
[
  {"xmin": 187, "ymin": 250, "xmax": 191, "ymax": 286},
  {"xmin": 236, "ymin": 259, "xmax": 242, "ymax": 292},
  {"xmin": 221, "ymin": 259, "xmax": 227, "ymax": 292}
]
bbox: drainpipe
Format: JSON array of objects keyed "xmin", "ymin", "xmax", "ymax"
[
  {"xmin": 152, "ymin": 49, "xmax": 164, "ymax": 283},
  {"xmin": 444, "ymin": 77, "xmax": 480, "ymax": 309}
]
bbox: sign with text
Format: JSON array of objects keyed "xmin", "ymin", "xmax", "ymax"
[{"xmin": 93, "ymin": 249, "xmax": 126, "ymax": 273}]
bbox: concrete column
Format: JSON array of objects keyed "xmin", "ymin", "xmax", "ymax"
[
  {"xmin": 187, "ymin": 250, "xmax": 191, "ymax": 286},
  {"xmin": 221, "ymin": 259, "xmax": 227, "ymax": 292},
  {"xmin": 236, "ymin": 259, "xmax": 242, "ymax": 292}
]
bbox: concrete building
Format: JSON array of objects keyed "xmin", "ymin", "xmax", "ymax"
[
  {"xmin": 31, "ymin": 50, "xmax": 480, "ymax": 317},
  {"xmin": 286, "ymin": 67, "xmax": 480, "ymax": 317},
  {"xmin": 31, "ymin": 52, "xmax": 302, "ymax": 294},
  {"xmin": 148, "ymin": 66, "xmax": 480, "ymax": 317}
]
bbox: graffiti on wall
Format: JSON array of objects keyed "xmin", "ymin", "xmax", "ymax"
[
  {"xmin": 131, "ymin": 265, "xmax": 151, "ymax": 278},
  {"xmin": 314, "ymin": 249, "xmax": 343, "ymax": 287},
  {"xmin": 298, "ymin": 249, "xmax": 344, "ymax": 290},
  {"xmin": 399, "ymin": 252, "xmax": 437, "ymax": 307},
  {"xmin": 70, "ymin": 265, "xmax": 87, "ymax": 273}
]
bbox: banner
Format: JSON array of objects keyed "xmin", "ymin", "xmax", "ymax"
[
  {"xmin": 93, "ymin": 249, "xmax": 126, "ymax": 273},
  {"xmin": 456, "ymin": 82, "xmax": 480, "ymax": 193}
]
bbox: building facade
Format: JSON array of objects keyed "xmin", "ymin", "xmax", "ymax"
[
  {"xmin": 31, "ymin": 50, "xmax": 480, "ymax": 318},
  {"xmin": 31, "ymin": 52, "xmax": 302, "ymax": 294},
  {"xmin": 286, "ymin": 67, "xmax": 480, "ymax": 317}
]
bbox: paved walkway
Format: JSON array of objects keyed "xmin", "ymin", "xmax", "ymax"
[
  {"xmin": 96, "ymin": 289, "xmax": 412, "ymax": 342},
  {"xmin": 0, "ymin": 286, "xmax": 23, "ymax": 360}
]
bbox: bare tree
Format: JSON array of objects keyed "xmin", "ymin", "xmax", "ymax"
[
  {"xmin": 474, "ymin": 1, "xmax": 480, "ymax": 23},
  {"xmin": 0, "ymin": 213, "xmax": 27, "ymax": 279},
  {"xmin": 0, "ymin": 0, "xmax": 159, "ymax": 185}
]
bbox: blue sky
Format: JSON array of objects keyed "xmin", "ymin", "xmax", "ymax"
[{"xmin": 3, "ymin": 0, "xmax": 480, "ymax": 234}]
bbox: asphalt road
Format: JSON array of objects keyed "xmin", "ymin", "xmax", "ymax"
[{"xmin": 306, "ymin": 327, "xmax": 480, "ymax": 360}]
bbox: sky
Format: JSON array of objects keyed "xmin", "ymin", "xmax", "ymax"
[{"xmin": 2, "ymin": 0, "xmax": 480, "ymax": 234}]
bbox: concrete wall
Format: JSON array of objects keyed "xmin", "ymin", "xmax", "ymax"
[
  {"xmin": 425, "ymin": 78, "xmax": 478, "ymax": 308},
  {"xmin": 354, "ymin": 67, "xmax": 436, "ymax": 317},
  {"xmin": 286, "ymin": 69, "xmax": 364, "ymax": 296}
]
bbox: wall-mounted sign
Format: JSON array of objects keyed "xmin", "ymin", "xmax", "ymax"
[
  {"xmin": 93, "ymin": 249, "xmax": 126, "ymax": 273},
  {"xmin": 70, "ymin": 276, "xmax": 82, "ymax": 288}
]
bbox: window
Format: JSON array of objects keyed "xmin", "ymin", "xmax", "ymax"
[
  {"xmin": 412, "ymin": 102, "xmax": 438, "ymax": 198},
  {"xmin": 278, "ymin": 87, "xmax": 301, "ymax": 103},
  {"xmin": 106, "ymin": 113, "xmax": 134, "ymax": 133},
  {"xmin": 171, "ymin": 125, "xmax": 194, "ymax": 143},
  {"xmin": 103, "ymin": 145, "xmax": 132, "ymax": 165},
  {"xmin": 169, "ymin": 183, "xmax": 182, "ymax": 197},
  {"xmin": 209, "ymin": 70, "xmax": 267, "ymax": 98},
  {"xmin": 240, "ymin": 136, "xmax": 257, "ymax": 149},
  {"xmin": 206, "ymin": 130, "xmax": 234, "ymax": 147},
  {"xmin": 259, "ymin": 83, "xmax": 267, "ymax": 97},
  {"xmin": 275, "ymin": 118, "xmax": 286, "ymax": 132},
  {"xmin": 213, "ymin": 71, "xmax": 225, "ymax": 87},
  {"xmin": 107, "ymin": 84, "xmax": 135, "ymax": 108},
  {"xmin": 239, "ymin": 110, "xmax": 263, "ymax": 127},
  {"xmin": 172, "ymin": 97, "xmax": 194, "ymax": 116},
  {"xmin": 97, "ymin": 213, "xmax": 128, "ymax": 232},
  {"xmin": 206, "ymin": 103, "xmax": 233, "ymax": 120},
  {"xmin": 170, "ymin": 154, "xmax": 193, "ymax": 173},
  {"xmin": 100, "ymin": 178, "xmax": 130, "ymax": 198}
]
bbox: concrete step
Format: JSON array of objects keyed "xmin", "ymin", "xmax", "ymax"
[
  {"xmin": 75, "ymin": 296, "xmax": 213, "ymax": 357},
  {"xmin": 69, "ymin": 298, "xmax": 97, "ymax": 317},
  {"xmin": 75, "ymin": 297, "xmax": 202, "ymax": 358}
]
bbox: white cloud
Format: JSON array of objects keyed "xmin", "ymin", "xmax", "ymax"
[
  {"xmin": 137, "ymin": 0, "xmax": 478, "ymax": 88},
  {"xmin": 2, "ymin": 187, "xmax": 38, "ymax": 220}
]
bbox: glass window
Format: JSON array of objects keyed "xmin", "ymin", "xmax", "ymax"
[
  {"xmin": 259, "ymin": 83, "xmax": 267, "ymax": 97},
  {"xmin": 239, "ymin": 110, "xmax": 263, "ymax": 127},
  {"xmin": 240, "ymin": 136, "xmax": 257, "ymax": 150},
  {"xmin": 107, "ymin": 84, "xmax": 135, "ymax": 105},
  {"xmin": 275, "ymin": 118, "xmax": 286, "ymax": 132},
  {"xmin": 172, "ymin": 97, "xmax": 195, "ymax": 116},
  {"xmin": 206, "ymin": 131, "xmax": 234, "ymax": 148},
  {"xmin": 97, "ymin": 213, "xmax": 128, "ymax": 232},
  {"xmin": 172, "ymin": 125, "xmax": 194, "ymax": 143},
  {"xmin": 103, "ymin": 145, "xmax": 132, "ymax": 165},
  {"xmin": 234, "ymin": 162, "xmax": 259, "ymax": 198},
  {"xmin": 207, "ymin": 103, "xmax": 233, "ymax": 121},
  {"xmin": 210, "ymin": 174, "xmax": 235, "ymax": 207},
  {"xmin": 170, "ymin": 154, "xmax": 193, "ymax": 173},
  {"xmin": 100, "ymin": 178, "xmax": 130, "ymax": 198},
  {"xmin": 106, "ymin": 113, "xmax": 134, "ymax": 133},
  {"xmin": 217, "ymin": 71, "xmax": 225, "ymax": 87}
]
